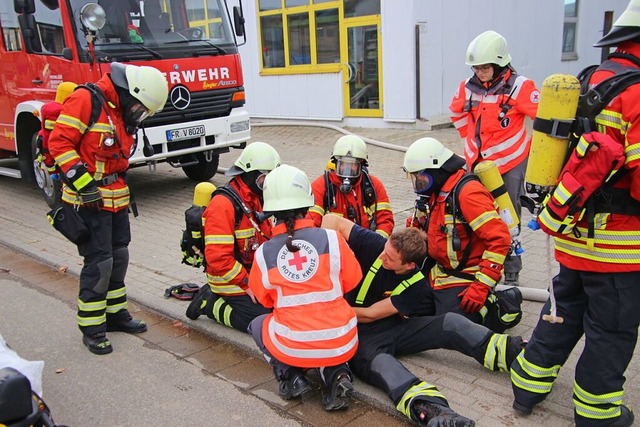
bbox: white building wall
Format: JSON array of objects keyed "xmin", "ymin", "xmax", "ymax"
[
  {"xmin": 417, "ymin": 0, "xmax": 628, "ymax": 119},
  {"xmin": 235, "ymin": 0, "xmax": 629, "ymax": 126}
]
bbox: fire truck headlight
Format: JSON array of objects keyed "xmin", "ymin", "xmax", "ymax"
[{"xmin": 230, "ymin": 120, "xmax": 250, "ymax": 133}]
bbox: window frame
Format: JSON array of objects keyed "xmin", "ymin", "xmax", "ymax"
[
  {"xmin": 257, "ymin": 0, "xmax": 342, "ymax": 75},
  {"xmin": 562, "ymin": 0, "xmax": 579, "ymax": 61}
]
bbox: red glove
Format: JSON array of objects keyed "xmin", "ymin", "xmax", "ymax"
[{"xmin": 458, "ymin": 282, "xmax": 491, "ymax": 313}]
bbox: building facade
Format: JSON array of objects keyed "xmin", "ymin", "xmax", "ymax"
[{"xmin": 233, "ymin": 0, "xmax": 628, "ymax": 128}]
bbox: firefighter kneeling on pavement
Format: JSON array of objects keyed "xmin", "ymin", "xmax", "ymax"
[
  {"xmin": 48, "ymin": 63, "xmax": 168, "ymax": 354},
  {"xmin": 404, "ymin": 137, "xmax": 522, "ymax": 333}
]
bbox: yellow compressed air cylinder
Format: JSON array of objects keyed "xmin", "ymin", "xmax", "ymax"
[
  {"xmin": 526, "ymin": 74, "xmax": 581, "ymax": 189},
  {"xmin": 474, "ymin": 160, "xmax": 519, "ymax": 237},
  {"xmin": 192, "ymin": 182, "xmax": 216, "ymax": 207}
]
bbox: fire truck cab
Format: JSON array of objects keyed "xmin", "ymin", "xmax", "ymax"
[{"xmin": 0, "ymin": 0, "xmax": 250, "ymax": 207}]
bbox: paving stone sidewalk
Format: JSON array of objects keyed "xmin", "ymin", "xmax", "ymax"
[{"xmin": 1, "ymin": 120, "xmax": 638, "ymax": 426}]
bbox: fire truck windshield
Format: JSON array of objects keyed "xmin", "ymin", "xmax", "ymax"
[{"xmin": 69, "ymin": 0, "xmax": 237, "ymax": 59}]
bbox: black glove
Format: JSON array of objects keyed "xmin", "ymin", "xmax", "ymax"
[{"xmin": 80, "ymin": 185, "xmax": 104, "ymax": 211}]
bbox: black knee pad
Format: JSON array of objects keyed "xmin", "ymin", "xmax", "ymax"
[
  {"xmin": 93, "ymin": 258, "xmax": 113, "ymax": 294},
  {"xmin": 371, "ymin": 353, "xmax": 417, "ymax": 399},
  {"xmin": 442, "ymin": 312, "xmax": 490, "ymax": 347},
  {"xmin": 111, "ymin": 246, "xmax": 129, "ymax": 283}
]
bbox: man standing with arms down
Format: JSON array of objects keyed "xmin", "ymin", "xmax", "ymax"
[
  {"xmin": 322, "ymin": 214, "xmax": 525, "ymax": 426},
  {"xmin": 511, "ymin": 2, "xmax": 640, "ymax": 426},
  {"xmin": 449, "ymin": 30, "xmax": 540, "ymax": 287},
  {"xmin": 48, "ymin": 63, "xmax": 168, "ymax": 354}
]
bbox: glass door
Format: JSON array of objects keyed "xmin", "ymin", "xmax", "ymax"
[{"xmin": 341, "ymin": 17, "xmax": 382, "ymax": 117}]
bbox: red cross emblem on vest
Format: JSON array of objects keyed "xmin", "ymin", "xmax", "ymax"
[{"xmin": 288, "ymin": 251, "xmax": 308, "ymax": 271}]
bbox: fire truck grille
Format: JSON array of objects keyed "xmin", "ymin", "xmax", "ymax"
[{"xmin": 143, "ymin": 87, "xmax": 236, "ymax": 127}]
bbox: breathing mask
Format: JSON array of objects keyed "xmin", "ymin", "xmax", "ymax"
[{"xmin": 335, "ymin": 156, "xmax": 362, "ymax": 193}]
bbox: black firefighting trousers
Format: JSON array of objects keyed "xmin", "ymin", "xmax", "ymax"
[
  {"xmin": 76, "ymin": 208, "xmax": 131, "ymax": 336},
  {"xmin": 351, "ymin": 312, "xmax": 513, "ymax": 412},
  {"xmin": 511, "ymin": 265, "xmax": 640, "ymax": 426}
]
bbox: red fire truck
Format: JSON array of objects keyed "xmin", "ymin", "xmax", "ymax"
[{"xmin": 0, "ymin": 0, "xmax": 250, "ymax": 207}]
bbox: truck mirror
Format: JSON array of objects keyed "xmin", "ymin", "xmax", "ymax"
[
  {"xmin": 62, "ymin": 48, "xmax": 73, "ymax": 60},
  {"xmin": 14, "ymin": 0, "xmax": 35, "ymax": 14},
  {"xmin": 17, "ymin": 14, "xmax": 42, "ymax": 53},
  {"xmin": 233, "ymin": 6, "xmax": 245, "ymax": 38}
]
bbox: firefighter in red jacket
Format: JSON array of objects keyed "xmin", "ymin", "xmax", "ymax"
[
  {"xmin": 247, "ymin": 164, "xmax": 362, "ymax": 411},
  {"xmin": 48, "ymin": 63, "xmax": 168, "ymax": 354},
  {"xmin": 404, "ymin": 137, "xmax": 521, "ymax": 332},
  {"xmin": 511, "ymin": 3, "xmax": 640, "ymax": 425},
  {"xmin": 186, "ymin": 142, "xmax": 281, "ymax": 333},
  {"xmin": 308, "ymin": 135, "xmax": 394, "ymax": 238},
  {"xmin": 449, "ymin": 30, "xmax": 540, "ymax": 286}
]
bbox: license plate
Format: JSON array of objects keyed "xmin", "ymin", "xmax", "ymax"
[{"xmin": 166, "ymin": 125, "xmax": 206, "ymax": 141}]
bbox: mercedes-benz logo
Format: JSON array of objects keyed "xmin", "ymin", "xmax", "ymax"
[{"xmin": 170, "ymin": 85, "xmax": 191, "ymax": 110}]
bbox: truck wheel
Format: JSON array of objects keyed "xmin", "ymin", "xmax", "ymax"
[
  {"xmin": 31, "ymin": 132, "xmax": 61, "ymax": 209},
  {"xmin": 182, "ymin": 152, "xmax": 219, "ymax": 181}
]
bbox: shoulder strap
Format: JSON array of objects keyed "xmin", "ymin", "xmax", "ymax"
[
  {"xmin": 323, "ymin": 171, "xmax": 335, "ymax": 212},
  {"xmin": 361, "ymin": 169, "xmax": 378, "ymax": 230},
  {"xmin": 74, "ymin": 83, "xmax": 108, "ymax": 131},
  {"xmin": 213, "ymin": 185, "xmax": 246, "ymax": 228},
  {"xmin": 445, "ymin": 173, "xmax": 480, "ymax": 271},
  {"xmin": 578, "ymin": 70, "xmax": 640, "ymax": 120}
]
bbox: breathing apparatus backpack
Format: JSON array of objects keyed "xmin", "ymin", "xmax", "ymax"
[
  {"xmin": 323, "ymin": 168, "xmax": 378, "ymax": 230},
  {"xmin": 180, "ymin": 182, "xmax": 255, "ymax": 269},
  {"xmin": 531, "ymin": 58, "xmax": 640, "ymax": 238},
  {"xmin": 439, "ymin": 172, "xmax": 523, "ymax": 333}
]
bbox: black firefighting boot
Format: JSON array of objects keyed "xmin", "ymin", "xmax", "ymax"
[
  {"xmin": 607, "ymin": 404, "xmax": 634, "ymax": 427},
  {"xmin": 106, "ymin": 313, "xmax": 147, "ymax": 334},
  {"xmin": 504, "ymin": 272, "xmax": 520, "ymax": 287},
  {"xmin": 278, "ymin": 370, "xmax": 312, "ymax": 400},
  {"xmin": 411, "ymin": 401, "xmax": 475, "ymax": 427},
  {"xmin": 185, "ymin": 285, "xmax": 214, "ymax": 320},
  {"xmin": 82, "ymin": 331, "xmax": 112, "ymax": 355},
  {"xmin": 322, "ymin": 372, "xmax": 354, "ymax": 412},
  {"xmin": 506, "ymin": 335, "xmax": 528, "ymax": 369}
]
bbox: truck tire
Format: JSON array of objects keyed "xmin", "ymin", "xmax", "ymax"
[
  {"xmin": 182, "ymin": 152, "xmax": 219, "ymax": 181},
  {"xmin": 31, "ymin": 132, "xmax": 61, "ymax": 209}
]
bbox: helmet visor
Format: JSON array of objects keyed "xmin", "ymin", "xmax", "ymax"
[
  {"xmin": 335, "ymin": 157, "xmax": 362, "ymax": 179},
  {"xmin": 127, "ymin": 102, "xmax": 151, "ymax": 126},
  {"xmin": 255, "ymin": 170, "xmax": 269, "ymax": 190},
  {"xmin": 410, "ymin": 170, "xmax": 434, "ymax": 195}
]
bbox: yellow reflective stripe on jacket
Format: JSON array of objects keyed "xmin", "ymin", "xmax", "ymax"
[
  {"xmin": 57, "ymin": 113, "xmax": 89, "ymax": 134},
  {"xmin": 469, "ymin": 210, "xmax": 501, "ymax": 231},
  {"xmin": 355, "ymin": 258, "xmax": 382, "ymax": 304},
  {"xmin": 53, "ymin": 150, "xmax": 81, "ymax": 167},
  {"xmin": 44, "ymin": 119, "xmax": 56, "ymax": 130},
  {"xmin": 234, "ymin": 228, "xmax": 255, "ymax": 240},
  {"xmin": 309, "ymin": 204, "xmax": 325, "ymax": 216},
  {"xmin": 207, "ymin": 261, "xmax": 244, "ymax": 294},
  {"xmin": 205, "ymin": 234, "xmax": 235, "ymax": 245},
  {"xmin": 555, "ymin": 233, "xmax": 640, "ymax": 264},
  {"xmin": 376, "ymin": 229, "xmax": 390, "ymax": 238},
  {"xmin": 365, "ymin": 201, "xmax": 392, "ymax": 214},
  {"xmin": 396, "ymin": 382, "xmax": 446, "ymax": 418},
  {"xmin": 429, "ymin": 263, "xmax": 479, "ymax": 288},
  {"xmin": 596, "ymin": 109, "xmax": 627, "ymax": 134},
  {"xmin": 91, "ymin": 122, "xmax": 114, "ymax": 133},
  {"xmin": 483, "ymin": 250, "xmax": 506, "ymax": 264},
  {"xmin": 627, "ymin": 141, "xmax": 640, "ymax": 163}
]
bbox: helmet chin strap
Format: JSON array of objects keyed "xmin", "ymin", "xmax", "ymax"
[{"xmin": 339, "ymin": 177, "xmax": 353, "ymax": 193}]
